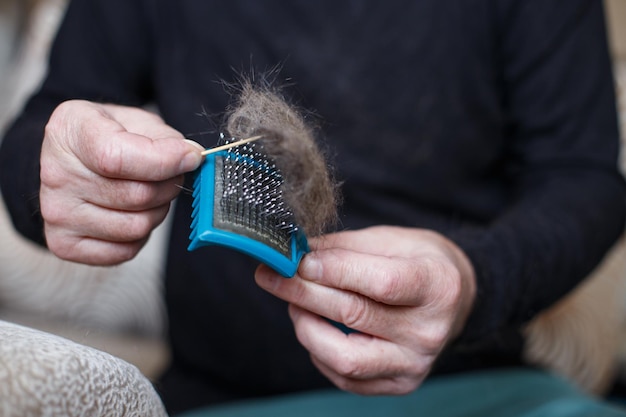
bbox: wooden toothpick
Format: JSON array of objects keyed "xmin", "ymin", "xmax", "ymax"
[{"xmin": 200, "ymin": 135, "xmax": 264, "ymax": 156}]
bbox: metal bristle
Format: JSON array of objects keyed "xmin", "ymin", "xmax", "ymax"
[{"xmin": 213, "ymin": 135, "xmax": 298, "ymax": 256}]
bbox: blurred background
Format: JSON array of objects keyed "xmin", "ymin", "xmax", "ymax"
[
  {"xmin": 609, "ymin": 0, "xmax": 626, "ymax": 169},
  {"xmin": 0, "ymin": 0, "xmax": 171, "ymax": 382},
  {"xmin": 0, "ymin": 0, "xmax": 625, "ymax": 399}
]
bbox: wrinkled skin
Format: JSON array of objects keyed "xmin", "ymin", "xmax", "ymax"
[
  {"xmin": 40, "ymin": 100, "xmax": 204, "ymax": 265},
  {"xmin": 256, "ymin": 226, "xmax": 476, "ymax": 395},
  {"xmin": 40, "ymin": 100, "xmax": 476, "ymax": 397}
]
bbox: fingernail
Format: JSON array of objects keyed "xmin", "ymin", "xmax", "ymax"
[
  {"xmin": 300, "ymin": 255, "xmax": 323, "ymax": 281},
  {"xmin": 255, "ymin": 266, "xmax": 280, "ymax": 291},
  {"xmin": 184, "ymin": 139, "xmax": 206, "ymax": 153},
  {"xmin": 288, "ymin": 304, "xmax": 301, "ymax": 321},
  {"xmin": 180, "ymin": 152, "xmax": 202, "ymax": 172},
  {"xmin": 179, "ymin": 140, "xmax": 204, "ymax": 171}
]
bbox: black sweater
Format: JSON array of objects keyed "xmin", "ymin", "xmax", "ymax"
[{"xmin": 1, "ymin": 0, "xmax": 625, "ymax": 413}]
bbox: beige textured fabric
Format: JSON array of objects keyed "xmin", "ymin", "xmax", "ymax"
[
  {"xmin": 0, "ymin": 195, "xmax": 169, "ymax": 337},
  {"xmin": 0, "ymin": 320, "xmax": 167, "ymax": 417},
  {"xmin": 524, "ymin": 237, "xmax": 626, "ymax": 394}
]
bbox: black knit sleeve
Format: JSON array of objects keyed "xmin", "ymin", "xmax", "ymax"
[
  {"xmin": 0, "ymin": 0, "xmax": 153, "ymax": 246},
  {"xmin": 448, "ymin": 0, "xmax": 626, "ymax": 343}
]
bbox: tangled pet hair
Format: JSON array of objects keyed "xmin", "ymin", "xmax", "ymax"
[
  {"xmin": 221, "ymin": 78, "xmax": 626, "ymax": 396},
  {"xmin": 224, "ymin": 80, "xmax": 340, "ymax": 238}
]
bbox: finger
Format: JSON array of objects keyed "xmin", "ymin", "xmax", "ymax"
[
  {"xmin": 256, "ymin": 265, "xmax": 414, "ymax": 339},
  {"xmin": 45, "ymin": 232, "xmax": 149, "ymax": 266},
  {"xmin": 101, "ymin": 104, "xmax": 185, "ymax": 140},
  {"xmin": 309, "ymin": 227, "xmax": 417, "ymax": 256},
  {"xmin": 289, "ymin": 305, "xmax": 429, "ymax": 394},
  {"xmin": 298, "ymin": 248, "xmax": 444, "ymax": 306},
  {"xmin": 78, "ymin": 130, "xmax": 203, "ymax": 181},
  {"xmin": 42, "ymin": 194, "xmax": 170, "ymax": 244},
  {"xmin": 48, "ymin": 101, "xmax": 204, "ymax": 181},
  {"xmin": 310, "ymin": 356, "xmax": 422, "ymax": 396},
  {"xmin": 77, "ymin": 175, "xmax": 185, "ymax": 212},
  {"xmin": 308, "ymin": 229, "xmax": 384, "ymax": 252}
]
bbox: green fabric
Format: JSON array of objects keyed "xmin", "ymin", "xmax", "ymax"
[{"xmin": 177, "ymin": 368, "xmax": 626, "ymax": 417}]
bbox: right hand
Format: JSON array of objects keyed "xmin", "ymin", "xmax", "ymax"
[
  {"xmin": 40, "ymin": 100, "xmax": 204, "ymax": 265},
  {"xmin": 256, "ymin": 226, "xmax": 476, "ymax": 395}
]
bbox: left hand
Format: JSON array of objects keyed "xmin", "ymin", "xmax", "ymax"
[{"xmin": 255, "ymin": 225, "xmax": 476, "ymax": 395}]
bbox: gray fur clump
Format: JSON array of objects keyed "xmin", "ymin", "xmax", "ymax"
[{"xmin": 225, "ymin": 81, "xmax": 339, "ymax": 237}]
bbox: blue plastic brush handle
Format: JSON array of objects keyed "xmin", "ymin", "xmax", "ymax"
[
  {"xmin": 188, "ymin": 152, "xmax": 309, "ymax": 278},
  {"xmin": 189, "ymin": 152, "xmax": 353, "ymax": 332}
]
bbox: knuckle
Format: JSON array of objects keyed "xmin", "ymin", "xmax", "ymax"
[
  {"xmin": 44, "ymin": 113, "xmax": 62, "ymax": 137},
  {"xmin": 111, "ymin": 243, "xmax": 143, "ymax": 264},
  {"xmin": 372, "ymin": 267, "xmax": 404, "ymax": 302},
  {"xmin": 420, "ymin": 325, "xmax": 450, "ymax": 352},
  {"xmin": 118, "ymin": 214, "xmax": 156, "ymax": 242},
  {"xmin": 437, "ymin": 261, "xmax": 463, "ymax": 308},
  {"xmin": 45, "ymin": 101, "xmax": 83, "ymax": 143},
  {"xmin": 51, "ymin": 238, "xmax": 140, "ymax": 266},
  {"xmin": 340, "ymin": 295, "xmax": 370, "ymax": 330},
  {"xmin": 55, "ymin": 99, "xmax": 79, "ymax": 113},
  {"xmin": 43, "ymin": 233, "xmax": 67, "ymax": 258},
  {"xmin": 420, "ymin": 256, "xmax": 462, "ymax": 308},
  {"xmin": 102, "ymin": 178, "xmax": 171, "ymax": 212},
  {"xmin": 398, "ymin": 347, "xmax": 432, "ymax": 380},
  {"xmin": 90, "ymin": 239, "xmax": 144, "ymax": 265},
  {"xmin": 47, "ymin": 101, "xmax": 72, "ymax": 127},
  {"xmin": 326, "ymin": 374, "xmax": 359, "ymax": 393},
  {"xmin": 421, "ymin": 255, "xmax": 443, "ymax": 278},
  {"xmin": 123, "ymin": 181, "xmax": 159, "ymax": 209},
  {"xmin": 391, "ymin": 377, "xmax": 421, "ymax": 395},
  {"xmin": 39, "ymin": 161, "xmax": 55, "ymax": 184},
  {"xmin": 50, "ymin": 246, "xmax": 76, "ymax": 262},
  {"xmin": 45, "ymin": 233, "xmax": 83, "ymax": 263},
  {"xmin": 39, "ymin": 198, "xmax": 70, "ymax": 227},
  {"xmin": 96, "ymin": 137, "xmax": 125, "ymax": 177},
  {"xmin": 334, "ymin": 351, "xmax": 367, "ymax": 379},
  {"xmin": 284, "ymin": 277, "xmax": 309, "ymax": 305},
  {"xmin": 333, "ymin": 379, "xmax": 354, "ymax": 392},
  {"xmin": 40, "ymin": 161, "xmax": 68, "ymax": 189}
]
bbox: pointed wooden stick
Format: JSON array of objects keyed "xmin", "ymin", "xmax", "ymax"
[{"xmin": 200, "ymin": 135, "xmax": 264, "ymax": 156}]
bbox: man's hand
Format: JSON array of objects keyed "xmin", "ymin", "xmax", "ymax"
[
  {"xmin": 255, "ymin": 226, "xmax": 476, "ymax": 395},
  {"xmin": 40, "ymin": 100, "xmax": 204, "ymax": 265}
]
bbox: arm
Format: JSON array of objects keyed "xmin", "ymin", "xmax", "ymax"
[
  {"xmin": 256, "ymin": 226, "xmax": 476, "ymax": 395},
  {"xmin": 256, "ymin": 0, "xmax": 625, "ymax": 395},
  {"xmin": 450, "ymin": 0, "xmax": 626, "ymax": 342},
  {"xmin": 0, "ymin": 0, "xmax": 204, "ymax": 265},
  {"xmin": 39, "ymin": 100, "xmax": 203, "ymax": 265},
  {"xmin": 0, "ymin": 0, "xmax": 155, "ymax": 247}
]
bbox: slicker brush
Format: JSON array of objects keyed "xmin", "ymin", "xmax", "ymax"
[{"xmin": 188, "ymin": 80, "xmax": 339, "ymax": 277}]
